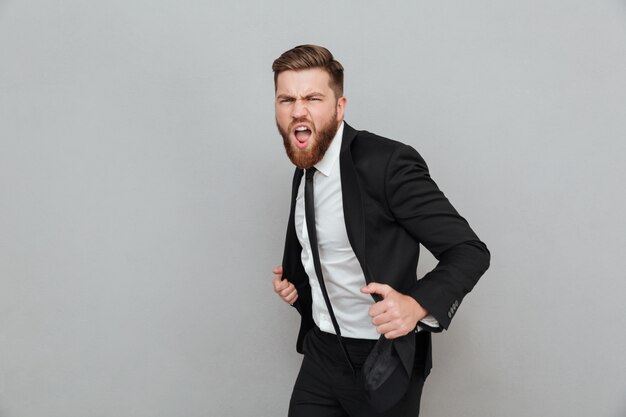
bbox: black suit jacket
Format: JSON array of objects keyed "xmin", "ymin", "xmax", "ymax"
[{"xmin": 281, "ymin": 122, "xmax": 490, "ymax": 374}]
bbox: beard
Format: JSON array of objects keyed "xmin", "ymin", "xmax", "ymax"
[{"xmin": 276, "ymin": 110, "xmax": 339, "ymax": 169}]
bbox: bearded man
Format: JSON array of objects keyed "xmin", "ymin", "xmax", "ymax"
[{"xmin": 271, "ymin": 44, "xmax": 490, "ymax": 417}]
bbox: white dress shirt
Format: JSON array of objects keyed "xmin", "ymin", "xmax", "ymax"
[{"xmin": 295, "ymin": 122, "xmax": 439, "ymax": 340}]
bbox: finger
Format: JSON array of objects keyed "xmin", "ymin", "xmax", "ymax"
[
  {"xmin": 282, "ymin": 289, "xmax": 298, "ymax": 304},
  {"xmin": 382, "ymin": 325, "xmax": 412, "ymax": 340},
  {"xmin": 374, "ymin": 320, "xmax": 398, "ymax": 335},
  {"xmin": 272, "ymin": 265, "xmax": 283, "ymax": 276},
  {"xmin": 273, "ymin": 278, "xmax": 289, "ymax": 292},
  {"xmin": 360, "ymin": 283, "xmax": 393, "ymax": 298},
  {"xmin": 377, "ymin": 320, "xmax": 411, "ymax": 339},
  {"xmin": 371, "ymin": 311, "xmax": 393, "ymax": 326},
  {"xmin": 280, "ymin": 284, "xmax": 296, "ymax": 298},
  {"xmin": 368, "ymin": 299, "xmax": 390, "ymax": 317},
  {"xmin": 383, "ymin": 330, "xmax": 402, "ymax": 340},
  {"xmin": 284, "ymin": 291, "xmax": 298, "ymax": 305}
]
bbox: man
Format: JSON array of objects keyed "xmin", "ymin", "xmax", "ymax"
[{"xmin": 271, "ymin": 44, "xmax": 490, "ymax": 417}]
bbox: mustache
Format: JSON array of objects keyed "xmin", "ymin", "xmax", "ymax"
[{"xmin": 288, "ymin": 118, "xmax": 315, "ymax": 132}]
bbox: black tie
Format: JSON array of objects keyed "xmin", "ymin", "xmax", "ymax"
[{"xmin": 304, "ymin": 168, "xmax": 354, "ymax": 373}]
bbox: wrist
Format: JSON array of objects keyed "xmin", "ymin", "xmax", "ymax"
[{"xmin": 404, "ymin": 294, "xmax": 426, "ymax": 327}]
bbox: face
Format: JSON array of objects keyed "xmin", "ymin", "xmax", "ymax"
[{"xmin": 275, "ymin": 68, "xmax": 346, "ymax": 169}]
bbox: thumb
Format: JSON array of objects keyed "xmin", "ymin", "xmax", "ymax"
[
  {"xmin": 272, "ymin": 265, "xmax": 283, "ymax": 275},
  {"xmin": 360, "ymin": 282, "xmax": 392, "ymax": 298}
]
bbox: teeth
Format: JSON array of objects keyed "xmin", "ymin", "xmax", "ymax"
[{"xmin": 295, "ymin": 126, "xmax": 308, "ymax": 131}]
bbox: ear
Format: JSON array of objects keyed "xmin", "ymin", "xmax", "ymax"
[{"xmin": 336, "ymin": 96, "xmax": 347, "ymax": 122}]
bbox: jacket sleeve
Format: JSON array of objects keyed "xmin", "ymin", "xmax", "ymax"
[{"xmin": 384, "ymin": 144, "xmax": 490, "ymax": 330}]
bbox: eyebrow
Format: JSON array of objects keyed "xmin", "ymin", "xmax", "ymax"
[{"xmin": 276, "ymin": 92, "xmax": 327, "ymax": 100}]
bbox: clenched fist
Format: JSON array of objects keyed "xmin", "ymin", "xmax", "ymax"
[
  {"xmin": 272, "ymin": 265, "xmax": 298, "ymax": 305},
  {"xmin": 361, "ymin": 282, "xmax": 428, "ymax": 339}
]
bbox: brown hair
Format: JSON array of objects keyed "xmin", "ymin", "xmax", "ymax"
[{"xmin": 272, "ymin": 44, "xmax": 344, "ymax": 98}]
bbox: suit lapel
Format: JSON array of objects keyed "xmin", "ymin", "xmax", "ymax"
[
  {"xmin": 341, "ymin": 123, "xmax": 415, "ymax": 373},
  {"xmin": 340, "ymin": 123, "xmax": 376, "ymax": 292},
  {"xmin": 282, "ymin": 168, "xmax": 304, "ymax": 285},
  {"xmin": 291, "ymin": 168, "xmax": 304, "ymax": 210}
]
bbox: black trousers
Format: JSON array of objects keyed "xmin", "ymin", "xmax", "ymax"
[{"xmin": 289, "ymin": 326, "xmax": 424, "ymax": 417}]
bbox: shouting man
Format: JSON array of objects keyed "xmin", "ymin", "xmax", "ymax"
[{"xmin": 271, "ymin": 44, "xmax": 490, "ymax": 417}]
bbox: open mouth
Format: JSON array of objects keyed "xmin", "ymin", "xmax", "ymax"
[{"xmin": 293, "ymin": 126, "xmax": 312, "ymax": 149}]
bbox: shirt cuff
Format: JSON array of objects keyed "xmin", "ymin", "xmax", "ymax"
[{"xmin": 416, "ymin": 314, "xmax": 442, "ymax": 333}]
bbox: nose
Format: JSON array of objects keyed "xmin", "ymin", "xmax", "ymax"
[{"xmin": 291, "ymin": 99, "xmax": 307, "ymax": 119}]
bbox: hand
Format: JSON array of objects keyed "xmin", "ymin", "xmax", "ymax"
[
  {"xmin": 272, "ymin": 265, "xmax": 298, "ymax": 305},
  {"xmin": 361, "ymin": 282, "xmax": 428, "ymax": 339}
]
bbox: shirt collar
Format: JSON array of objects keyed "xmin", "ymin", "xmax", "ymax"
[{"xmin": 313, "ymin": 121, "xmax": 344, "ymax": 177}]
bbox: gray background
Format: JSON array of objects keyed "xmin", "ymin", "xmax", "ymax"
[{"xmin": 1, "ymin": 1, "xmax": 625, "ymax": 416}]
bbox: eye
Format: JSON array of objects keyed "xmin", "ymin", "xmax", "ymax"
[
  {"xmin": 308, "ymin": 97, "xmax": 321, "ymax": 101},
  {"xmin": 279, "ymin": 98, "xmax": 294, "ymax": 103}
]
